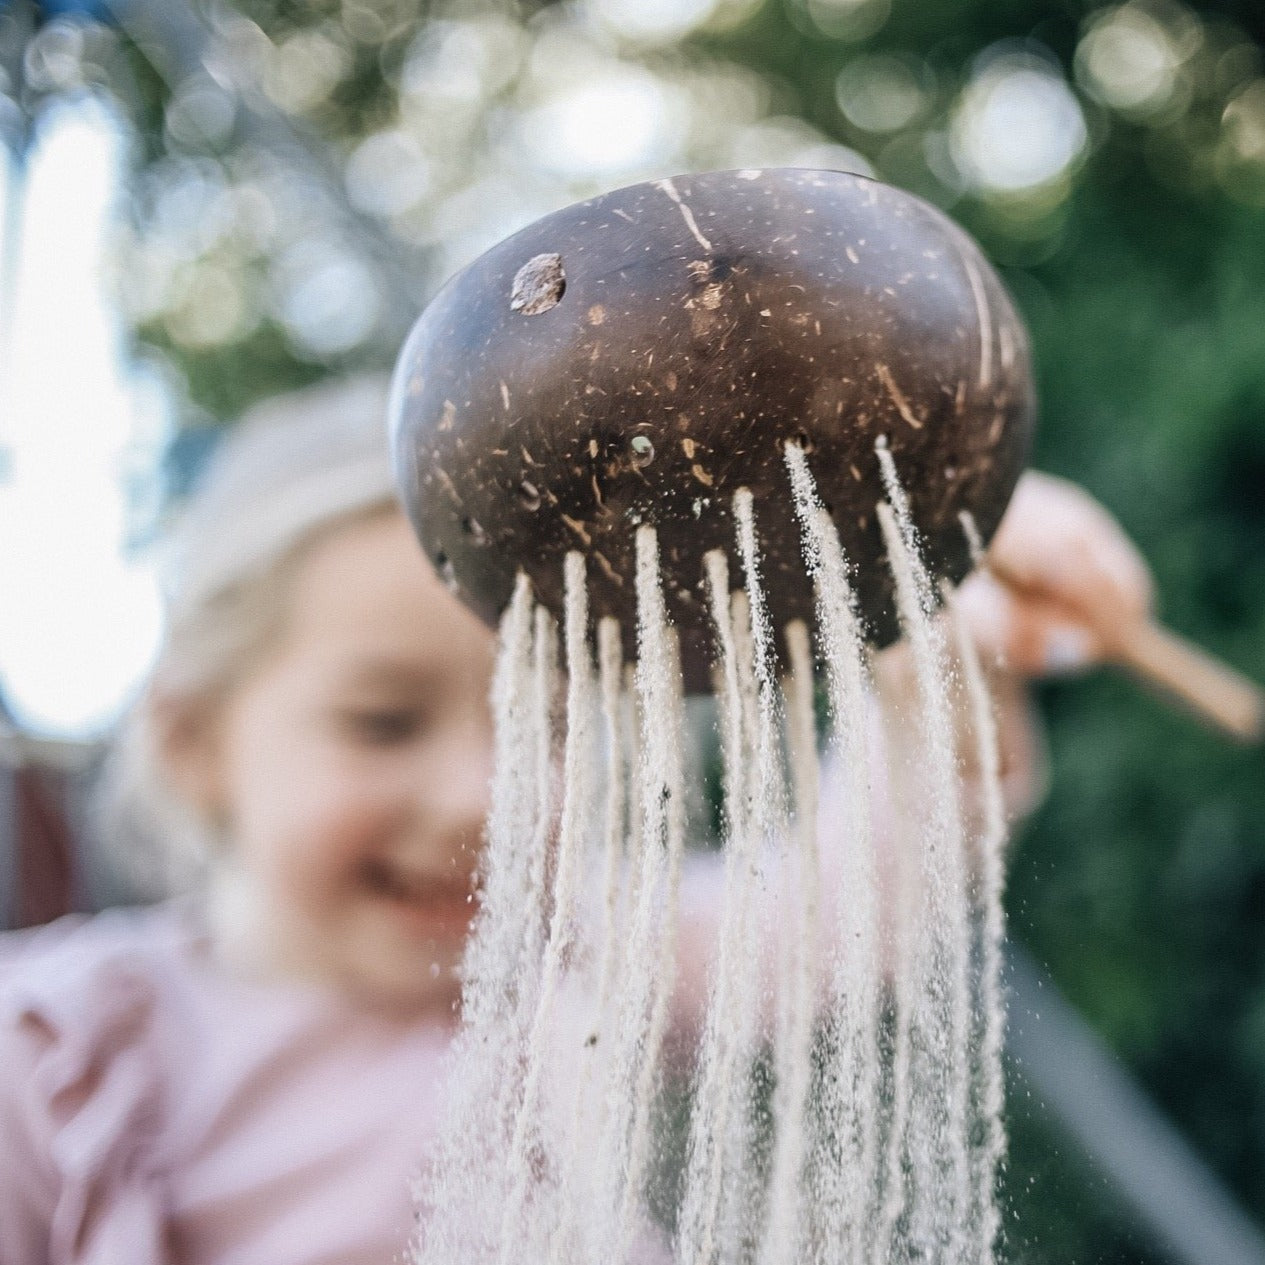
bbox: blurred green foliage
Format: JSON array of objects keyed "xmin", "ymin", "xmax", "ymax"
[
  {"xmin": 14, "ymin": 0, "xmax": 1263, "ymax": 1256},
  {"xmin": 1002, "ymin": 139, "xmax": 1265, "ymax": 1256}
]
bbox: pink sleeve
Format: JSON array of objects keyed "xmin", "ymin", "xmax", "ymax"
[
  {"xmin": 0, "ymin": 1004, "xmax": 61, "ymax": 1261},
  {"xmin": 0, "ymin": 915, "xmax": 172, "ymax": 1265}
]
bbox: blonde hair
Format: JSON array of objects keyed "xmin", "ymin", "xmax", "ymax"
[{"xmin": 97, "ymin": 374, "xmax": 401, "ymax": 898}]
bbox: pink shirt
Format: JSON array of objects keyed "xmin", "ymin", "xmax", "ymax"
[
  {"xmin": 0, "ymin": 904, "xmax": 451, "ymax": 1265},
  {"xmin": 0, "ymin": 781, "xmax": 887, "ymax": 1265}
]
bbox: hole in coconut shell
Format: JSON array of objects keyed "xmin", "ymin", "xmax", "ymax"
[
  {"xmin": 511, "ymin": 253, "xmax": 565, "ymax": 315},
  {"xmin": 792, "ymin": 430, "xmax": 815, "ymax": 454}
]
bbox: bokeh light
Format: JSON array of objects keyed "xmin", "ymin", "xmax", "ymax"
[
  {"xmin": 835, "ymin": 55, "xmax": 932, "ymax": 135},
  {"xmin": 164, "ymin": 261, "xmax": 253, "ymax": 350},
  {"xmin": 0, "ymin": 101, "xmax": 164, "ymax": 736},
  {"xmin": 1075, "ymin": 4, "xmax": 1191, "ymax": 118},
  {"xmin": 585, "ymin": 0, "xmax": 721, "ymax": 45},
  {"xmin": 346, "ymin": 129, "xmax": 433, "ymax": 218},
  {"xmin": 269, "ymin": 241, "xmax": 381, "ymax": 358},
  {"xmin": 1218, "ymin": 78, "xmax": 1265, "ymax": 203},
  {"xmin": 951, "ymin": 52, "xmax": 1088, "ymax": 196},
  {"xmin": 517, "ymin": 64, "xmax": 686, "ymax": 178},
  {"xmin": 164, "ymin": 72, "xmax": 238, "ymax": 152},
  {"xmin": 787, "ymin": 0, "xmax": 891, "ymax": 43}
]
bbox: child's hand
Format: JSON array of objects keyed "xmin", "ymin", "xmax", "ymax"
[{"xmin": 956, "ymin": 471, "xmax": 1154, "ymax": 678}]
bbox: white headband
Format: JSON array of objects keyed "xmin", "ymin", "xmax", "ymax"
[{"xmin": 161, "ymin": 375, "xmax": 399, "ymax": 619}]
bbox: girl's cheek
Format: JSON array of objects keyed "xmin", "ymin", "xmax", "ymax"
[
  {"xmin": 260, "ymin": 778, "xmax": 394, "ymax": 892},
  {"xmin": 317, "ymin": 792, "xmax": 401, "ymax": 867}
]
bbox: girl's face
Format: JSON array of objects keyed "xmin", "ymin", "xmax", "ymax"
[{"xmin": 197, "ymin": 509, "xmax": 496, "ymax": 1015}]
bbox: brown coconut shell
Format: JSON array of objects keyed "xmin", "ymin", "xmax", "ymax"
[{"xmin": 389, "ymin": 168, "xmax": 1034, "ymax": 690}]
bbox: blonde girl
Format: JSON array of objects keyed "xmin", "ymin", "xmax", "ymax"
[{"xmin": 0, "ymin": 376, "xmax": 498, "ymax": 1263}]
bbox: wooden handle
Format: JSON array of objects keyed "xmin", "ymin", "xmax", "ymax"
[
  {"xmin": 986, "ymin": 558, "xmax": 1264, "ymax": 743},
  {"xmin": 1109, "ymin": 621, "xmax": 1264, "ymax": 743}
]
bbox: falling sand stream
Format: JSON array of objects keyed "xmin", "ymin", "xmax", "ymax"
[
  {"xmin": 411, "ymin": 441, "xmax": 1010, "ymax": 1265},
  {"xmin": 383, "ymin": 166, "xmax": 1048, "ymax": 1265}
]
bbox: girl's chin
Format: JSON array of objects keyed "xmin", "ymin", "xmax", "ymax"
[{"xmin": 347, "ymin": 931, "xmax": 465, "ymax": 1016}]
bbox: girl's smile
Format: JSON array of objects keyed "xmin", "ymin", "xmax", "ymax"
[{"xmin": 358, "ymin": 858, "xmax": 477, "ymax": 941}]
